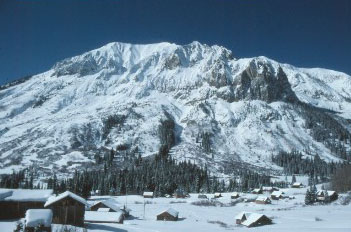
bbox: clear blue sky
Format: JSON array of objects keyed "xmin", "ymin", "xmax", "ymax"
[{"xmin": 0, "ymin": 0, "xmax": 350, "ymax": 85}]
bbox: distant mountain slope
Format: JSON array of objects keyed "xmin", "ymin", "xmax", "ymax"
[{"xmin": 0, "ymin": 41, "xmax": 350, "ymax": 175}]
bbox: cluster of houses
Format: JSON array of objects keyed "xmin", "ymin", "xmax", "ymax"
[{"xmin": 0, "ymin": 184, "xmax": 339, "ymax": 230}]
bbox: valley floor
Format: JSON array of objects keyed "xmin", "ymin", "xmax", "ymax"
[{"xmin": 1, "ymin": 185, "xmax": 351, "ymax": 232}]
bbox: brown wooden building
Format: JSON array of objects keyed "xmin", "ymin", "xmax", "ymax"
[
  {"xmin": 255, "ymin": 196, "xmax": 271, "ymax": 204},
  {"xmin": 235, "ymin": 212, "xmax": 272, "ymax": 227},
  {"xmin": 0, "ymin": 189, "xmax": 53, "ymax": 220},
  {"xmin": 44, "ymin": 191, "xmax": 87, "ymax": 227},
  {"xmin": 156, "ymin": 208, "xmax": 179, "ymax": 221}
]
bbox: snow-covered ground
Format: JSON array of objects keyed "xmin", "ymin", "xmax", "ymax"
[{"xmin": 1, "ymin": 184, "xmax": 350, "ymax": 232}]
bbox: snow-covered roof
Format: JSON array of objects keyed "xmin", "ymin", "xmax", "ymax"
[
  {"xmin": 317, "ymin": 190, "xmax": 337, "ymax": 196},
  {"xmin": 231, "ymin": 192, "xmax": 239, "ymax": 196},
  {"xmin": 143, "ymin": 192, "xmax": 154, "ymax": 197},
  {"xmin": 44, "ymin": 191, "xmax": 87, "ymax": 207},
  {"xmin": 25, "ymin": 209, "xmax": 53, "ymax": 227},
  {"xmin": 271, "ymin": 191, "xmax": 283, "ymax": 196},
  {"xmin": 252, "ymin": 188, "xmax": 262, "ymax": 193},
  {"xmin": 0, "ymin": 189, "xmax": 13, "ymax": 200},
  {"xmin": 91, "ymin": 199, "xmax": 121, "ymax": 212},
  {"xmin": 97, "ymin": 208, "xmax": 111, "ymax": 212},
  {"xmin": 235, "ymin": 211, "xmax": 250, "ymax": 220},
  {"xmin": 0, "ymin": 189, "xmax": 53, "ymax": 202},
  {"xmin": 85, "ymin": 211, "xmax": 124, "ymax": 223},
  {"xmin": 158, "ymin": 208, "xmax": 179, "ymax": 218},
  {"xmin": 214, "ymin": 192, "xmax": 222, "ymax": 196},
  {"xmin": 292, "ymin": 182, "xmax": 302, "ymax": 186},
  {"xmin": 256, "ymin": 196, "xmax": 270, "ymax": 202},
  {"xmin": 241, "ymin": 213, "xmax": 267, "ymax": 227}
]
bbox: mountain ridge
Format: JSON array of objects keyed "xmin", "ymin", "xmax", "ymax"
[{"xmin": 0, "ymin": 41, "xmax": 350, "ymax": 176}]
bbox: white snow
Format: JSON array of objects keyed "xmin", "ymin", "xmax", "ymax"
[
  {"xmin": 158, "ymin": 208, "xmax": 179, "ymax": 218},
  {"xmin": 241, "ymin": 213, "xmax": 268, "ymax": 227},
  {"xmin": 0, "ymin": 41, "xmax": 350, "ymax": 176},
  {"xmin": 1, "ymin": 184, "xmax": 351, "ymax": 231},
  {"xmin": 44, "ymin": 191, "xmax": 87, "ymax": 207},
  {"xmin": 0, "ymin": 188, "xmax": 53, "ymax": 202},
  {"xmin": 25, "ymin": 209, "xmax": 53, "ymax": 227},
  {"xmin": 91, "ymin": 199, "xmax": 121, "ymax": 212},
  {"xmin": 85, "ymin": 211, "xmax": 124, "ymax": 223}
]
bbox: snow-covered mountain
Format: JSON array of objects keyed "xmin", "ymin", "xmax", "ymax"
[{"xmin": 1, "ymin": 41, "xmax": 350, "ymax": 175}]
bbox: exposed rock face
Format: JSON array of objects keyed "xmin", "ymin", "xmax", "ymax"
[
  {"xmin": 0, "ymin": 41, "xmax": 351, "ymax": 175},
  {"xmin": 233, "ymin": 63, "xmax": 298, "ymax": 103}
]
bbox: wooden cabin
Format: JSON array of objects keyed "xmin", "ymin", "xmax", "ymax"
[
  {"xmin": 231, "ymin": 192, "xmax": 240, "ymax": 199},
  {"xmin": 235, "ymin": 212, "xmax": 272, "ymax": 227},
  {"xmin": 0, "ymin": 189, "xmax": 53, "ymax": 220},
  {"xmin": 291, "ymin": 182, "xmax": 303, "ymax": 188},
  {"xmin": 214, "ymin": 192, "xmax": 222, "ymax": 198},
  {"xmin": 44, "ymin": 191, "xmax": 87, "ymax": 227},
  {"xmin": 255, "ymin": 196, "xmax": 271, "ymax": 204},
  {"xmin": 156, "ymin": 208, "xmax": 179, "ymax": 221},
  {"xmin": 24, "ymin": 209, "xmax": 53, "ymax": 232},
  {"xmin": 316, "ymin": 190, "xmax": 338, "ymax": 202},
  {"xmin": 271, "ymin": 191, "xmax": 284, "ymax": 200},
  {"xmin": 90, "ymin": 199, "xmax": 120, "ymax": 212},
  {"xmin": 143, "ymin": 192, "xmax": 154, "ymax": 198},
  {"xmin": 85, "ymin": 211, "xmax": 124, "ymax": 224},
  {"xmin": 252, "ymin": 188, "xmax": 263, "ymax": 194}
]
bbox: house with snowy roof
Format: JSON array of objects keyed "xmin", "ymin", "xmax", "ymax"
[
  {"xmin": 156, "ymin": 208, "xmax": 179, "ymax": 221},
  {"xmin": 271, "ymin": 191, "xmax": 284, "ymax": 200},
  {"xmin": 90, "ymin": 199, "xmax": 121, "ymax": 212},
  {"xmin": 90, "ymin": 199, "xmax": 131, "ymax": 217},
  {"xmin": 143, "ymin": 191, "xmax": 154, "ymax": 198},
  {"xmin": 214, "ymin": 192, "xmax": 222, "ymax": 198},
  {"xmin": 235, "ymin": 211, "xmax": 272, "ymax": 227},
  {"xmin": 291, "ymin": 182, "xmax": 303, "ymax": 188},
  {"xmin": 316, "ymin": 190, "xmax": 338, "ymax": 202},
  {"xmin": 44, "ymin": 191, "xmax": 87, "ymax": 227},
  {"xmin": 231, "ymin": 192, "xmax": 240, "ymax": 199},
  {"xmin": 255, "ymin": 196, "xmax": 271, "ymax": 204},
  {"xmin": 0, "ymin": 188, "xmax": 53, "ymax": 219},
  {"xmin": 252, "ymin": 188, "xmax": 263, "ymax": 194},
  {"xmin": 24, "ymin": 209, "xmax": 53, "ymax": 232}
]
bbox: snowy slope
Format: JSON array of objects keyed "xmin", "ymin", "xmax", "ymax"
[{"xmin": 0, "ymin": 41, "xmax": 350, "ymax": 175}]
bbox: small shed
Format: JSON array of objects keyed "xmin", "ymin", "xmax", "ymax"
[
  {"xmin": 90, "ymin": 199, "xmax": 121, "ymax": 212},
  {"xmin": 143, "ymin": 192, "xmax": 154, "ymax": 198},
  {"xmin": 44, "ymin": 191, "xmax": 87, "ymax": 227},
  {"xmin": 0, "ymin": 188, "xmax": 53, "ymax": 219},
  {"xmin": 214, "ymin": 192, "xmax": 222, "ymax": 198},
  {"xmin": 235, "ymin": 211, "xmax": 250, "ymax": 224},
  {"xmin": 156, "ymin": 208, "xmax": 179, "ymax": 221},
  {"xmin": 316, "ymin": 190, "xmax": 338, "ymax": 202},
  {"xmin": 85, "ymin": 211, "xmax": 124, "ymax": 224},
  {"xmin": 291, "ymin": 182, "xmax": 303, "ymax": 188},
  {"xmin": 252, "ymin": 188, "xmax": 263, "ymax": 194},
  {"xmin": 198, "ymin": 194, "xmax": 208, "ymax": 199},
  {"xmin": 271, "ymin": 191, "xmax": 284, "ymax": 200},
  {"xmin": 231, "ymin": 192, "xmax": 240, "ymax": 199},
  {"xmin": 241, "ymin": 213, "xmax": 272, "ymax": 227},
  {"xmin": 24, "ymin": 209, "xmax": 53, "ymax": 232},
  {"xmin": 255, "ymin": 196, "xmax": 271, "ymax": 204}
]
